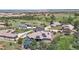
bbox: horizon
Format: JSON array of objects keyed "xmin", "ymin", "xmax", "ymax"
[{"xmin": 0, "ymin": 8, "xmax": 79, "ymax": 10}]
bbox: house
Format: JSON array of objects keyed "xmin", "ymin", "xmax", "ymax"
[
  {"xmin": 50, "ymin": 22, "xmax": 61, "ymax": 27},
  {"xmin": 0, "ymin": 25, "xmax": 6, "ymax": 29},
  {"xmin": 0, "ymin": 29, "xmax": 17, "ymax": 41},
  {"xmin": 62, "ymin": 24, "xmax": 74, "ymax": 35},
  {"xmin": 0, "ymin": 29, "xmax": 16, "ymax": 34},
  {"xmin": 27, "ymin": 31, "xmax": 53, "ymax": 41},
  {"xmin": 18, "ymin": 24, "xmax": 32, "ymax": 29},
  {"xmin": 17, "ymin": 23, "xmax": 36, "ymax": 30},
  {"xmin": 0, "ymin": 22, "xmax": 6, "ymax": 29},
  {"xmin": 33, "ymin": 27, "xmax": 44, "ymax": 32},
  {"xmin": 0, "ymin": 22, "xmax": 5, "ymax": 25},
  {"xmin": 0, "ymin": 33, "xmax": 17, "ymax": 41},
  {"xmin": 62, "ymin": 24, "xmax": 74, "ymax": 30}
]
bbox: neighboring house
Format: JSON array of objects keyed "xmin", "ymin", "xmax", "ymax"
[
  {"xmin": 27, "ymin": 31, "xmax": 53, "ymax": 41},
  {"xmin": 62, "ymin": 24, "xmax": 74, "ymax": 30},
  {"xmin": 33, "ymin": 27, "xmax": 44, "ymax": 32},
  {"xmin": 0, "ymin": 22, "xmax": 5, "ymax": 25},
  {"xmin": 0, "ymin": 29, "xmax": 16, "ymax": 34},
  {"xmin": 0, "ymin": 22, "xmax": 6, "ymax": 29},
  {"xmin": 17, "ymin": 24, "xmax": 33, "ymax": 30},
  {"xmin": 0, "ymin": 29, "xmax": 17, "ymax": 41},
  {"xmin": 50, "ymin": 22, "xmax": 61, "ymax": 27},
  {"xmin": 0, "ymin": 25, "xmax": 6, "ymax": 29},
  {"xmin": 5, "ymin": 29, "xmax": 15, "ymax": 33},
  {"xmin": 0, "ymin": 33, "xmax": 17, "ymax": 41},
  {"xmin": 62, "ymin": 24, "xmax": 74, "ymax": 35}
]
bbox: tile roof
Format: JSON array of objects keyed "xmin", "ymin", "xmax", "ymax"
[
  {"xmin": 0, "ymin": 33, "xmax": 17, "ymax": 38},
  {"xmin": 62, "ymin": 24, "xmax": 74, "ymax": 30},
  {"xmin": 0, "ymin": 29, "xmax": 17, "ymax": 38},
  {"xmin": 27, "ymin": 31, "xmax": 52, "ymax": 40}
]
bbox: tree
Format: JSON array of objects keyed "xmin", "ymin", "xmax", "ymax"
[
  {"xmin": 47, "ymin": 35, "xmax": 62, "ymax": 50},
  {"xmin": 72, "ymin": 38, "xmax": 79, "ymax": 49},
  {"xmin": 72, "ymin": 32, "xmax": 79, "ymax": 49},
  {"xmin": 68, "ymin": 16, "xmax": 74, "ymax": 24},
  {"xmin": 40, "ymin": 23, "xmax": 46, "ymax": 27},
  {"xmin": 5, "ymin": 22, "xmax": 8, "ymax": 26},
  {"xmin": 9, "ymin": 42, "xmax": 12, "ymax": 46},
  {"xmin": 29, "ymin": 40, "xmax": 50, "ymax": 50},
  {"xmin": 29, "ymin": 40, "xmax": 37, "ymax": 50},
  {"xmin": 62, "ymin": 16, "xmax": 74, "ymax": 24},
  {"xmin": 62, "ymin": 17, "xmax": 68, "ymax": 24},
  {"xmin": 74, "ymin": 13, "xmax": 79, "ymax": 16},
  {"xmin": 73, "ymin": 20, "xmax": 79, "ymax": 30},
  {"xmin": 47, "ymin": 35, "xmax": 75, "ymax": 50},
  {"xmin": 50, "ymin": 15, "xmax": 56, "ymax": 21},
  {"xmin": 17, "ymin": 38, "xmax": 23, "ymax": 45},
  {"xmin": 56, "ymin": 35, "xmax": 75, "ymax": 50},
  {"xmin": 38, "ymin": 42, "xmax": 49, "ymax": 50}
]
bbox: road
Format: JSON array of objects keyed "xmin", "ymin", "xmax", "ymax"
[{"xmin": 16, "ymin": 30, "xmax": 33, "ymax": 40}]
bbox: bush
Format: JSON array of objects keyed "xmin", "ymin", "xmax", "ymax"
[{"xmin": 18, "ymin": 38, "xmax": 23, "ymax": 44}]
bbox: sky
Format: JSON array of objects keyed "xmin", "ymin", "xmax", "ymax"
[{"xmin": 0, "ymin": 0, "xmax": 79, "ymax": 9}]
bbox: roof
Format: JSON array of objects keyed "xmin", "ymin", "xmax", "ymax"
[
  {"xmin": 62, "ymin": 24, "xmax": 74, "ymax": 30},
  {"xmin": 50, "ymin": 22, "xmax": 61, "ymax": 27},
  {"xmin": 33, "ymin": 27, "xmax": 44, "ymax": 32},
  {"xmin": 18, "ymin": 24, "xmax": 33, "ymax": 29},
  {"xmin": 0, "ymin": 29, "xmax": 17, "ymax": 38},
  {"xmin": 0, "ymin": 33, "xmax": 17, "ymax": 38},
  {"xmin": 27, "ymin": 31, "xmax": 52, "ymax": 40},
  {"xmin": 0, "ymin": 25, "xmax": 6, "ymax": 28},
  {"xmin": 0, "ymin": 22, "xmax": 5, "ymax": 25},
  {"xmin": 18, "ymin": 24, "xmax": 27, "ymax": 27},
  {"xmin": 0, "ymin": 29, "xmax": 15, "ymax": 33},
  {"xmin": 18, "ymin": 23, "xmax": 32, "ymax": 27}
]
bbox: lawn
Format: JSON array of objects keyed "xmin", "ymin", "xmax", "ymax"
[{"xmin": 0, "ymin": 40, "xmax": 21, "ymax": 50}]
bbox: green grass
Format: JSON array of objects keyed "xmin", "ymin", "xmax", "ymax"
[
  {"xmin": 8, "ymin": 19, "xmax": 49, "ymax": 28},
  {"xmin": 0, "ymin": 40, "xmax": 21, "ymax": 50}
]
